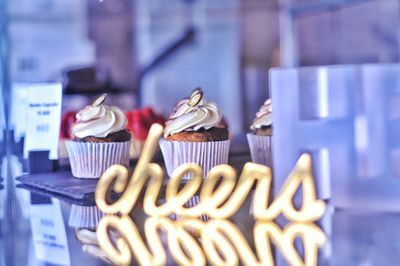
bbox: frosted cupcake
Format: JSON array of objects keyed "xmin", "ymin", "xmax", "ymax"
[
  {"xmin": 247, "ymin": 99, "xmax": 273, "ymax": 167},
  {"xmin": 66, "ymin": 94, "xmax": 131, "ymax": 178},
  {"xmin": 159, "ymin": 88, "xmax": 230, "ymax": 180}
]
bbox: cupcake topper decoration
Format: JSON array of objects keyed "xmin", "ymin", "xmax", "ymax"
[
  {"xmin": 188, "ymin": 88, "xmax": 203, "ymax": 107},
  {"xmin": 92, "ymin": 93, "xmax": 107, "ymax": 107}
]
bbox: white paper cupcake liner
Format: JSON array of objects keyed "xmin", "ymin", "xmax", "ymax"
[
  {"xmin": 159, "ymin": 139, "xmax": 229, "ymax": 221},
  {"xmin": 68, "ymin": 205, "xmax": 104, "ymax": 228},
  {"xmin": 159, "ymin": 139, "xmax": 230, "ymax": 180},
  {"xmin": 247, "ymin": 133, "xmax": 273, "ymax": 167},
  {"xmin": 66, "ymin": 140, "xmax": 130, "ymax": 179}
]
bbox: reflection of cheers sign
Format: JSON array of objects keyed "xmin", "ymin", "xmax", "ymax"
[
  {"xmin": 95, "ymin": 124, "xmax": 327, "ymax": 265},
  {"xmin": 97, "ymin": 217, "xmax": 326, "ymax": 266}
]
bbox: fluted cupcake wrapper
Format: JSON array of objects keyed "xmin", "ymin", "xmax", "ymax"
[
  {"xmin": 68, "ymin": 205, "xmax": 104, "ymax": 228},
  {"xmin": 66, "ymin": 140, "xmax": 130, "ymax": 179},
  {"xmin": 159, "ymin": 139, "xmax": 230, "ymax": 221},
  {"xmin": 159, "ymin": 139, "xmax": 230, "ymax": 180},
  {"xmin": 247, "ymin": 133, "xmax": 273, "ymax": 168}
]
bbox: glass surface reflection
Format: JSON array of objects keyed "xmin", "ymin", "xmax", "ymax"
[
  {"xmin": 97, "ymin": 215, "xmax": 326, "ymax": 266},
  {"xmin": 29, "ymin": 195, "xmax": 70, "ymax": 266},
  {"xmin": 9, "ymin": 182, "xmax": 400, "ymax": 266}
]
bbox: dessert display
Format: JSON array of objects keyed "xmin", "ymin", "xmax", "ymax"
[
  {"xmin": 247, "ymin": 98, "xmax": 273, "ymax": 167},
  {"xmin": 94, "ymin": 123, "xmax": 327, "ymax": 266},
  {"xmin": 126, "ymin": 107, "xmax": 165, "ymax": 158},
  {"xmin": 59, "ymin": 111, "xmax": 77, "ymax": 158},
  {"xmin": 66, "ymin": 94, "xmax": 131, "ymax": 178},
  {"xmin": 159, "ymin": 87, "xmax": 230, "ymax": 179}
]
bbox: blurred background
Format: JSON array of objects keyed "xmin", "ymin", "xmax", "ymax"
[{"xmin": 2, "ymin": 0, "xmax": 399, "ymax": 135}]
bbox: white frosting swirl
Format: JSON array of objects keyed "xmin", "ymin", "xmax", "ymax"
[
  {"xmin": 250, "ymin": 99, "xmax": 272, "ymax": 130},
  {"xmin": 164, "ymin": 96, "xmax": 221, "ymax": 138},
  {"xmin": 72, "ymin": 102, "xmax": 127, "ymax": 138}
]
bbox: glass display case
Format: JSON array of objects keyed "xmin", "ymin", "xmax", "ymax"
[{"xmin": 2, "ymin": 0, "xmax": 400, "ymax": 265}]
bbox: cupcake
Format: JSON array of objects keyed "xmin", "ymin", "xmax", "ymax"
[
  {"xmin": 159, "ymin": 88, "xmax": 230, "ymax": 179},
  {"xmin": 66, "ymin": 94, "xmax": 131, "ymax": 178},
  {"xmin": 247, "ymin": 99, "xmax": 273, "ymax": 167},
  {"xmin": 159, "ymin": 88, "xmax": 230, "ymax": 218}
]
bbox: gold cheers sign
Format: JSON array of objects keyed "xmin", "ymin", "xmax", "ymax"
[
  {"xmin": 95, "ymin": 124, "xmax": 327, "ymax": 265},
  {"xmin": 96, "ymin": 124, "xmax": 325, "ymax": 221}
]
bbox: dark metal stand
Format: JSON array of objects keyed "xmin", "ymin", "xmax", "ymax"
[{"xmin": 28, "ymin": 150, "xmax": 59, "ymax": 174}]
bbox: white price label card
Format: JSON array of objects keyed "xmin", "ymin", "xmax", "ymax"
[
  {"xmin": 30, "ymin": 199, "xmax": 71, "ymax": 266},
  {"xmin": 24, "ymin": 83, "xmax": 62, "ymax": 159}
]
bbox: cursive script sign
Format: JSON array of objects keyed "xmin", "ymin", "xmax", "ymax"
[
  {"xmin": 95, "ymin": 124, "xmax": 327, "ymax": 265},
  {"xmin": 96, "ymin": 124, "xmax": 325, "ymax": 222}
]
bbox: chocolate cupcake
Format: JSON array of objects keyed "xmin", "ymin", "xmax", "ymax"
[
  {"xmin": 163, "ymin": 88, "xmax": 228, "ymax": 140},
  {"xmin": 159, "ymin": 88, "xmax": 230, "ymax": 217},
  {"xmin": 73, "ymin": 129, "xmax": 131, "ymax": 143},
  {"xmin": 159, "ymin": 88, "xmax": 230, "ymax": 179},
  {"xmin": 247, "ymin": 99, "xmax": 273, "ymax": 167},
  {"xmin": 66, "ymin": 94, "xmax": 131, "ymax": 178},
  {"xmin": 165, "ymin": 127, "xmax": 228, "ymax": 142}
]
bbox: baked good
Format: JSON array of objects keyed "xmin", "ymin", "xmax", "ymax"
[
  {"xmin": 250, "ymin": 98, "xmax": 272, "ymax": 135},
  {"xmin": 163, "ymin": 88, "xmax": 229, "ymax": 142},
  {"xmin": 160, "ymin": 88, "xmax": 231, "ymax": 176},
  {"xmin": 73, "ymin": 129, "xmax": 131, "ymax": 143},
  {"xmin": 159, "ymin": 88, "xmax": 231, "ymax": 218},
  {"xmin": 71, "ymin": 94, "xmax": 130, "ymax": 141},
  {"xmin": 247, "ymin": 99, "xmax": 273, "ymax": 167},
  {"xmin": 165, "ymin": 127, "xmax": 228, "ymax": 142},
  {"xmin": 66, "ymin": 94, "xmax": 131, "ymax": 179}
]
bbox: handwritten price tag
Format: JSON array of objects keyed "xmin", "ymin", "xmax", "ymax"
[{"xmin": 24, "ymin": 83, "xmax": 62, "ymax": 159}]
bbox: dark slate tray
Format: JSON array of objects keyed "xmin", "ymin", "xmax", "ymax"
[
  {"xmin": 16, "ymin": 171, "xmax": 173, "ymax": 206},
  {"xmin": 16, "ymin": 172, "xmax": 98, "ymax": 206}
]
